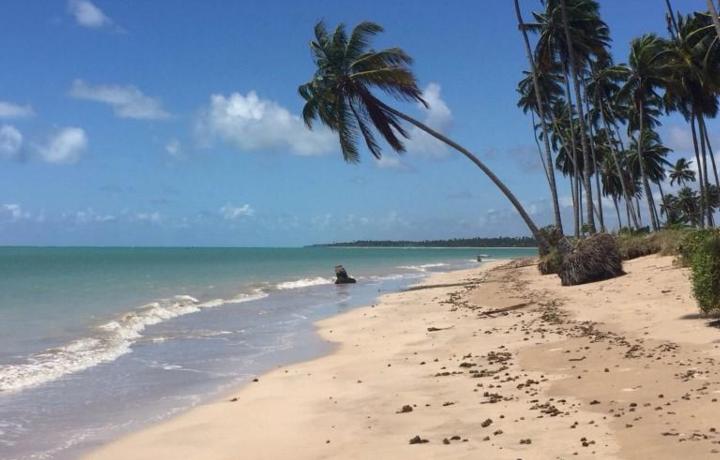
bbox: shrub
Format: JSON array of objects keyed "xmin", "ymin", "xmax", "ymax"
[
  {"xmin": 678, "ymin": 229, "xmax": 719, "ymax": 267},
  {"xmin": 690, "ymin": 233, "xmax": 720, "ymax": 314},
  {"xmin": 559, "ymin": 233, "xmax": 624, "ymax": 286},
  {"xmin": 616, "ymin": 229, "xmax": 691, "ymax": 261},
  {"xmin": 617, "ymin": 233, "xmax": 661, "ymax": 260},
  {"xmin": 538, "ymin": 248, "xmax": 563, "ymax": 275}
]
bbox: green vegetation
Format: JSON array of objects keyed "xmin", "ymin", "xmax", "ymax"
[
  {"xmin": 299, "ymin": 1, "xmax": 720, "ymax": 291},
  {"xmin": 312, "ymin": 237, "xmax": 537, "ymax": 248},
  {"xmin": 690, "ymin": 233, "xmax": 720, "ymax": 314}
]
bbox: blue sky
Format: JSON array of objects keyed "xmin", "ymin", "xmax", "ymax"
[{"xmin": 0, "ymin": 0, "xmax": 714, "ymax": 246}]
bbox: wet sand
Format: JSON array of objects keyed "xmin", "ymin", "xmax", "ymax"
[{"xmin": 86, "ymin": 255, "xmax": 720, "ymax": 459}]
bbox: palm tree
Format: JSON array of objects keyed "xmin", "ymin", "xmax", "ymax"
[
  {"xmin": 585, "ymin": 58, "xmax": 640, "ymax": 229},
  {"xmin": 299, "ymin": 21, "xmax": 549, "ymax": 248},
  {"xmin": 514, "ymin": 0, "xmax": 563, "ymax": 234},
  {"xmin": 529, "ymin": 0, "xmax": 610, "ymax": 235},
  {"xmin": 669, "ymin": 158, "xmax": 696, "ymax": 186},
  {"xmin": 616, "ymin": 34, "xmax": 671, "ymax": 231},
  {"xmin": 627, "ymin": 129, "xmax": 671, "ymax": 225},
  {"xmin": 663, "ymin": 12, "xmax": 720, "ymax": 227}
]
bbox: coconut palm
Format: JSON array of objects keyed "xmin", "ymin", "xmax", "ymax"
[
  {"xmin": 669, "ymin": 158, "xmax": 696, "ymax": 186},
  {"xmin": 528, "ymin": 0, "xmax": 610, "ymax": 234},
  {"xmin": 616, "ymin": 34, "xmax": 672, "ymax": 231},
  {"xmin": 514, "ymin": 0, "xmax": 563, "ymax": 234},
  {"xmin": 663, "ymin": 12, "xmax": 720, "ymax": 227},
  {"xmin": 585, "ymin": 58, "xmax": 640, "ymax": 229},
  {"xmin": 299, "ymin": 21, "xmax": 549, "ymax": 247}
]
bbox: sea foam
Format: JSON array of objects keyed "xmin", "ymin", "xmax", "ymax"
[
  {"xmin": 275, "ymin": 277, "xmax": 334, "ymax": 290},
  {"xmin": 0, "ymin": 291, "xmax": 267, "ymax": 393}
]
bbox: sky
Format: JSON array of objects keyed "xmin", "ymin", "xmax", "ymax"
[{"xmin": 0, "ymin": 0, "xmax": 716, "ymax": 246}]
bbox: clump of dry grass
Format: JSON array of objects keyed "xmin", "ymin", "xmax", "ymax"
[{"xmin": 559, "ymin": 233, "xmax": 624, "ymax": 286}]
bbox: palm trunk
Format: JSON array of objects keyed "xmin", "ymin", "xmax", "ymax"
[
  {"xmin": 707, "ymin": 0, "xmax": 720, "ymax": 41},
  {"xmin": 636, "ymin": 196, "xmax": 643, "ymax": 227},
  {"xmin": 563, "ymin": 72, "xmax": 581, "ymax": 237},
  {"xmin": 602, "ymin": 113, "xmax": 639, "ymax": 229},
  {"xmin": 690, "ymin": 113, "xmax": 707, "ymax": 228},
  {"xmin": 381, "ymin": 103, "xmax": 552, "ymax": 250},
  {"xmin": 625, "ymin": 197, "xmax": 632, "ymax": 229},
  {"xmin": 560, "ymin": 0, "xmax": 596, "ymax": 234},
  {"xmin": 698, "ymin": 112, "xmax": 714, "ymax": 227},
  {"xmin": 613, "ymin": 195, "xmax": 622, "ymax": 229},
  {"xmin": 657, "ymin": 182, "xmax": 667, "ymax": 226},
  {"xmin": 699, "ymin": 114, "xmax": 720, "ymax": 188},
  {"xmin": 514, "ymin": 0, "xmax": 564, "ymax": 234},
  {"xmin": 584, "ymin": 99, "xmax": 605, "ymax": 231},
  {"xmin": 637, "ymin": 104, "xmax": 659, "ymax": 231}
]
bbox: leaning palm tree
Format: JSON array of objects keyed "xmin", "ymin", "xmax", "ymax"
[
  {"xmin": 299, "ymin": 21, "xmax": 549, "ymax": 248},
  {"xmin": 669, "ymin": 158, "xmax": 696, "ymax": 187}
]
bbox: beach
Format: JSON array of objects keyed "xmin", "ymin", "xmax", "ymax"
[{"xmin": 85, "ymin": 253, "xmax": 720, "ymax": 459}]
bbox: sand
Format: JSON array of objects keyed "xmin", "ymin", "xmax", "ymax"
[{"xmin": 86, "ymin": 255, "xmax": 720, "ymax": 459}]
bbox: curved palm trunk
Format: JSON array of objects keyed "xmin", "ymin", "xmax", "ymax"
[
  {"xmin": 690, "ymin": 113, "xmax": 707, "ymax": 228},
  {"xmin": 560, "ymin": 0, "xmax": 596, "ymax": 234},
  {"xmin": 514, "ymin": 0, "xmax": 564, "ymax": 235},
  {"xmin": 380, "ymin": 103, "xmax": 552, "ymax": 251},
  {"xmin": 637, "ymin": 104, "xmax": 659, "ymax": 231}
]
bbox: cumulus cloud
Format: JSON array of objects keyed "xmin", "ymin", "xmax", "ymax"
[
  {"xmin": 67, "ymin": 0, "xmax": 112, "ymax": 28},
  {"xmin": 70, "ymin": 80, "xmax": 170, "ymax": 120},
  {"xmin": 0, "ymin": 101, "xmax": 34, "ymax": 119},
  {"xmin": 220, "ymin": 203, "xmax": 255, "ymax": 220},
  {"xmin": 404, "ymin": 83, "xmax": 453, "ymax": 157},
  {"xmin": 196, "ymin": 91, "xmax": 336, "ymax": 155},
  {"xmin": 37, "ymin": 127, "xmax": 88, "ymax": 164},
  {"xmin": 0, "ymin": 125, "xmax": 23, "ymax": 159}
]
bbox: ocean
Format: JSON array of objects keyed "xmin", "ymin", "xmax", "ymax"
[{"xmin": 0, "ymin": 246, "xmax": 536, "ymax": 459}]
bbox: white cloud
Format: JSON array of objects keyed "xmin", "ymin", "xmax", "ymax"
[
  {"xmin": 134, "ymin": 212, "xmax": 162, "ymax": 224},
  {"xmin": 0, "ymin": 102, "xmax": 34, "ymax": 119},
  {"xmin": 165, "ymin": 139, "xmax": 181, "ymax": 157},
  {"xmin": 70, "ymin": 80, "xmax": 170, "ymax": 120},
  {"xmin": 220, "ymin": 203, "xmax": 255, "ymax": 220},
  {"xmin": 37, "ymin": 127, "xmax": 88, "ymax": 164},
  {"xmin": 0, "ymin": 125, "xmax": 23, "ymax": 159},
  {"xmin": 404, "ymin": 83, "xmax": 453, "ymax": 158},
  {"xmin": 74, "ymin": 209, "xmax": 116, "ymax": 224},
  {"xmin": 67, "ymin": 0, "xmax": 112, "ymax": 28},
  {"xmin": 196, "ymin": 91, "xmax": 336, "ymax": 155},
  {"xmin": 0, "ymin": 204, "xmax": 31, "ymax": 222}
]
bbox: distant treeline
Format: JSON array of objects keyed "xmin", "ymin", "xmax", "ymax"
[{"xmin": 311, "ymin": 237, "xmax": 537, "ymax": 248}]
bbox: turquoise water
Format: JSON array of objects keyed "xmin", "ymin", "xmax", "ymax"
[{"xmin": 0, "ymin": 246, "xmax": 536, "ymax": 459}]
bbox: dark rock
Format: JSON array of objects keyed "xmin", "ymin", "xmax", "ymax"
[
  {"xmin": 334, "ymin": 265, "xmax": 356, "ymax": 284},
  {"xmin": 409, "ymin": 435, "xmax": 429, "ymax": 445}
]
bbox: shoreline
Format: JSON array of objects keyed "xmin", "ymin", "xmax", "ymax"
[{"xmin": 86, "ymin": 254, "xmax": 720, "ymax": 459}]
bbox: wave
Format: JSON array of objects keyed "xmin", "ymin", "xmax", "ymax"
[
  {"xmin": 397, "ymin": 262, "xmax": 448, "ymax": 272},
  {"xmin": 276, "ymin": 277, "xmax": 334, "ymax": 290},
  {"xmin": 0, "ymin": 291, "xmax": 267, "ymax": 393}
]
